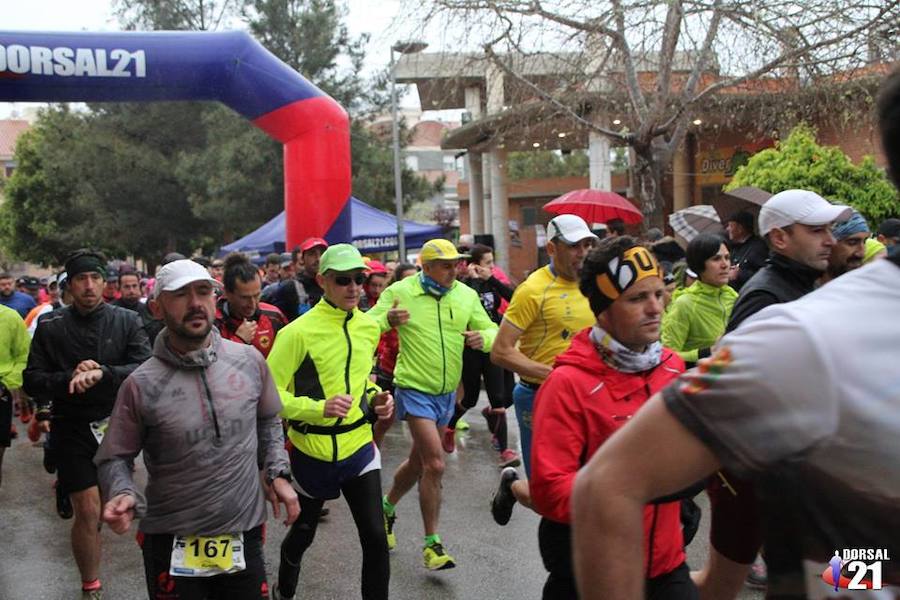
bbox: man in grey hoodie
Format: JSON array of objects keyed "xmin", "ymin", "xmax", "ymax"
[{"xmin": 95, "ymin": 259, "xmax": 299, "ymax": 600}]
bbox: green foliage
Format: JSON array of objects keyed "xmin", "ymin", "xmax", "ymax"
[
  {"xmin": 507, "ymin": 150, "xmax": 589, "ymax": 181},
  {"xmin": 727, "ymin": 124, "xmax": 900, "ymax": 224}
]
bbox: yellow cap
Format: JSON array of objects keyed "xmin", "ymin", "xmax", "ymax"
[{"xmin": 419, "ymin": 239, "xmax": 469, "ymax": 262}]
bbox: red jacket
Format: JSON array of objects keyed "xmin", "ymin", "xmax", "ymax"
[
  {"xmin": 531, "ymin": 328, "xmax": 686, "ymax": 579},
  {"xmin": 214, "ymin": 300, "xmax": 287, "ymax": 358}
]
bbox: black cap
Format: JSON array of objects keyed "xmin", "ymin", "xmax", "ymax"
[
  {"xmin": 161, "ymin": 252, "xmax": 187, "ymax": 265},
  {"xmin": 877, "ymin": 218, "xmax": 900, "ymax": 239},
  {"xmin": 727, "ymin": 210, "xmax": 755, "ymax": 232},
  {"xmin": 21, "ymin": 276, "xmax": 40, "ymax": 290}
]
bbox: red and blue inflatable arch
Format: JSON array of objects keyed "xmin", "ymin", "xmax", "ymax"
[{"xmin": 0, "ymin": 30, "xmax": 351, "ymax": 249}]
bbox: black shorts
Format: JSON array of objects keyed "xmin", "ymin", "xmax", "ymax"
[
  {"xmin": 0, "ymin": 388, "xmax": 12, "ymax": 447},
  {"xmin": 140, "ymin": 524, "xmax": 268, "ymax": 600},
  {"xmin": 54, "ymin": 418, "xmax": 101, "ymax": 494}
]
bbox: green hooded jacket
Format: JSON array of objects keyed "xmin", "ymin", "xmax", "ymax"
[
  {"xmin": 661, "ymin": 281, "xmax": 738, "ymax": 363},
  {"xmin": 368, "ymin": 275, "xmax": 498, "ymax": 395},
  {"xmin": 0, "ymin": 305, "xmax": 29, "ymax": 390}
]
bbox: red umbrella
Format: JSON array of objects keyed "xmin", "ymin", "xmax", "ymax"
[{"xmin": 543, "ymin": 189, "xmax": 643, "ymax": 224}]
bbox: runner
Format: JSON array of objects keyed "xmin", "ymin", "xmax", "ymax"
[
  {"xmin": 0, "ymin": 304, "xmax": 29, "ymax": 487},
  {"xmin": 368, "ymin": 239, "xmax": 498, "ymax": 570},
  {"xmin": 114, "ymin": 267, "xmax": 164, "ymax": 345},
  {"xmin": 724, "ymin": 211, "xmax": 768, "ymax": 291},
  {"xmin": 443, "ymin": 244, "xmax": 519, "ymax": 468},
  {"xmin": 215, "ymin": 253, "xmax": 287, "ymax": 358},
  {"xmin": 531, "ymin": 237, "xmax": 691, "ymax": 599},
  {"xmin": 0, "ymin": 272, "xmax": 37, "ymax": 317},
  {"xmin": 822, "ymin": 209, "xmax": 870, "ymax": 282},
  {"xmin": 692, "ymin": 189, "xmax": 852, "ymax": 598},
  {"xmin": 24, "ymin": 249, "xmax": 152, "ymax": 600},
  {"xmin": 266, "ymin": 244, "xmax": 394, "ymax": 600},
  {"xmin": 263, "ymin": 238, "xmax": 328, "ymax": 319},
  {"xmin": 95, "ymin": 258, "xmax": 298, "ymax": 600},
  {"xmin": 661, "ymin": 234, "xmax": 737, "ymax": 366},
  {"xmin": 489, "ymin": 214, "xmax": 597, "ymax": 524}
]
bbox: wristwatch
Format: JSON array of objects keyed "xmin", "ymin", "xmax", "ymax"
[{"xmin": 266, "ymin": 469, "xmax": 293, "ymax": 486}]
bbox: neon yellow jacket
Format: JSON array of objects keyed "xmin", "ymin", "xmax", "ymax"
[
  {"xmin": 266, "ymin": 299, "xmax": 381, "ymax": 462},
  {"xmin": 661, "ymin": 281, "xmax": 738, "ymax": 363},
  {"xmin": 0, "ymin": 305, "xmax": 29, "ymax": 390},
  {"xmin": 368, "ymin": 276, "xmax": 498, "ymax": 395}
]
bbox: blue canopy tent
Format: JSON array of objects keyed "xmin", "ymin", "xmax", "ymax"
[{"xmin": 220, "ymin": 197, "xmax": 443, "ymax": 255}]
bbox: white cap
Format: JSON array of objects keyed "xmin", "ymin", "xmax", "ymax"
[
  {"xmin": 153, "ymin": 259, "xmax": 222, "ymax": 298},
  {"xmin": 547, "ymin": 214, "xmax": 599, "ymax": 244},
  {"xmin": 758, "ymin": 189, "xmax": 852, "ymax": 236}
]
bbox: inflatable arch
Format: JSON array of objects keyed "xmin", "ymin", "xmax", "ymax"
[{"xmin": 0, "ymin": 30, "xmax": 351, "ymax": 249}]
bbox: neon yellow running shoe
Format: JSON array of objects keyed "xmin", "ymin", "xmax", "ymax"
[
  {"xmin": 423, "ymin": 541, "xmax": 456, "ymax": 570},
  {"xmin": 456, "ymin": 418, "xmax": 470, "ymax": 431},
  {"xmin": 384, "ymin": 510, "xmax": 397, "ymax": 550}
]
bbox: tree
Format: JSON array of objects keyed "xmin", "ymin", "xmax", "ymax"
[
  {"xmin": 406, "ymin": 0, "xmax": 899, "ymax": 226},
  {"xmin": 0, "ymin": 108, "xmax": 94, "ymax": 265},
  {"xmin": 507, "ymin": 149, "xmax": 588, "ymax": 180},
  {"xmin": 726, "ymin": 124, "xmax": 899, "ymax": 224}
]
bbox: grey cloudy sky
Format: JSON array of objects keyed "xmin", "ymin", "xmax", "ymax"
[{"xmin": 0, "ymin": 0, "xmax": 446, "ymax": 118}]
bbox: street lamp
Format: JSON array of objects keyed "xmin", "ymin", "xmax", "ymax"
[{"xmin": 391, "ymin": 40, "xmax": 428, "ymax": 262}]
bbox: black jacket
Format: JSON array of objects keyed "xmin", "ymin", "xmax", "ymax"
[
  {"xmin": 461, "ymin": 276, "xmax": 513, "ymax": 324},
  {"xmin": 261, "ymin": 272, "xmax": 323, "ymax": 321},
  {"xmin": 113, "ymin": 298, "xmax": 164, "ymax": 345},
  {"xmin": 726, "ymin": 253, "xmax": 822, "ymax": 333},
  {"xmin": 24, "ymin": 302, "xmax": 152, "ymax": 422},
  {"xmin": 728, "ymin": 235, "xmax": 770, "ymax": 291}
]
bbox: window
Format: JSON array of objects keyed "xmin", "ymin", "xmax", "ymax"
[{"xmin": 405, "ymin": 155, "xmax": 419, "ymax": 171}]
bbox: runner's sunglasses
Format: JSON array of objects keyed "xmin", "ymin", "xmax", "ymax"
[{"xmin": 332, "ymin": 273, "xmax": 367, "ymax": 286}]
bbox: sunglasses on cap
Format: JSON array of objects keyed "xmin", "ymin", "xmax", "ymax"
[{"xmin": 332, "ymin": 273, "xmax": 367, "ymax": 286}]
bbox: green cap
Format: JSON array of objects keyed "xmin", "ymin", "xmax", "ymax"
[{"xmin": 318, "ymin": 243, "xmax": 367, "ymax": 274}]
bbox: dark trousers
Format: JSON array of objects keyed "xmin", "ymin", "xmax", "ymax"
[
  {"xmin": 538, "ymin": 518, "xmax": 699, "ymax": 600},
  {"xmin": 449, "ymin": 348, "xmax": 514, "ymax": 449},
  {"xmin": 278, "ymin": 470, "xmax": 389, "ymax": 600},
  {"xmin": 140, "ymin": 524, "xmax": 268, "ymax": 600}
]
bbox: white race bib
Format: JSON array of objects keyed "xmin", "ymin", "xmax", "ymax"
[{"xmin": 169, "ymin": 533, "xmax": 245, "ymax": 577}]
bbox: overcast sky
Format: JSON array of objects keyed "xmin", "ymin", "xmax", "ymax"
[{"xmin": 0, "ymin": 0, "xmax": 444, "ymax": 118}]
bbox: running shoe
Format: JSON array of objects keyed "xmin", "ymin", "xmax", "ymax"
[
  {"xmin": 745, "ymin": 557, "xmax": 767, "ymax": 589},
  {"xmin": 81, "ymin": 587, "xmax": 103, "ymax": 599},
  {"xmin": 498, "ymin": 449, "xmax": 521, "ymax": 469},
  {"xmin": 27, "ymin": 417, "xmax": 41, "ymax": 443},
  {"xmin": 384, "ymin": 510, "xmax": 397, "ymax": 550},
  {"xmin": 456, "ymin": 419, "xmax": 470, "ymax": 431},
  {"xmin": 490, "ymin": 435, "xmax": 501, "ymax": 452},
  {"xmin": 271, "ymin": 584, "xmax": 293, "ymax": 600},
  {"xmin": 441, "ymin": 427, "xmax": 456, "ymax": 454},
  {"xmin": 19, "ymin": 400, "xmax": 34, "ymax": 423},
  {"xmin": 423, "ymin": 541, "xmax": 456, "ymax": 570},
  {"xmin": 491, "ymin": 467, "xmax": 519, "ymax": 526}
]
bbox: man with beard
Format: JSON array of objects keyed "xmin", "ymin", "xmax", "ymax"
[
  {"xmin": 0, "ymin": 272, "xmax": 37, "ymax": 318},
  {"xmin": 114, "ymin": 268, "xmax": 164, "ymax": 345},
  {"xmin": 96, "ymin": 259, "xmax": 298, "ymax": 600},
  {"xmin": 24, "ymin": 249, "xmax": 151, "ymax": 600},
  {"xmin": 822, "ymin": 209, "xmax": 869, "ymax": 283}
]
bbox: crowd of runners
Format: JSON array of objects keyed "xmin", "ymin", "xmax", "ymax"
[{"xmin": 0, "ymin": 68, "xmax": 898, "ymax": 600}]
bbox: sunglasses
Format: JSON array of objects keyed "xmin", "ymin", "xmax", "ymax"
[{"xmin": 333, "ymin": 273, "xmax": 366, "ymax": 286}]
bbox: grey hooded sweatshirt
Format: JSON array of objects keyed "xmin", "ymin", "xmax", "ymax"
[{"xmin": 95, "ymin": 327, "xmax": 289, "ymax": 536}]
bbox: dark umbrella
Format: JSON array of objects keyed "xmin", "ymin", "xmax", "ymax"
[
  {"xmin": 668, "ymin": 205, "xmax": 724, "ymax": 247},
  {"xmin": 544, "ymin": 189, "xmax": 643, "ymax": 225},
  {"xmin": 712, "ymin": 186, "xmax": 773, "ymax": 226}
]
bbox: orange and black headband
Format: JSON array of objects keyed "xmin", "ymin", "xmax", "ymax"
[{"xmin": 594, "ymin": 246, "xmax": 663, "ymax": 303}]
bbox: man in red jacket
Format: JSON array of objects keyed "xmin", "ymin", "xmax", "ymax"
[
  {"xmin": 215, "ymin": 253, "xmax": 287, "ymax": 358},
  {"xmin": 530, "ymin": 236, "xmax": 693, "ymax": 599}
]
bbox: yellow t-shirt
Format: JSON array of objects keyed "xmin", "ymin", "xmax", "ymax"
[{"xmin": 502, "ymin": 265, "xmax": 595, "ymax": 384}]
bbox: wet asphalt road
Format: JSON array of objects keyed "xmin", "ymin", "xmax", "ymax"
[{"xmin": 0, "ymin": 395, "xmax": 764, "ymax": 599}]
